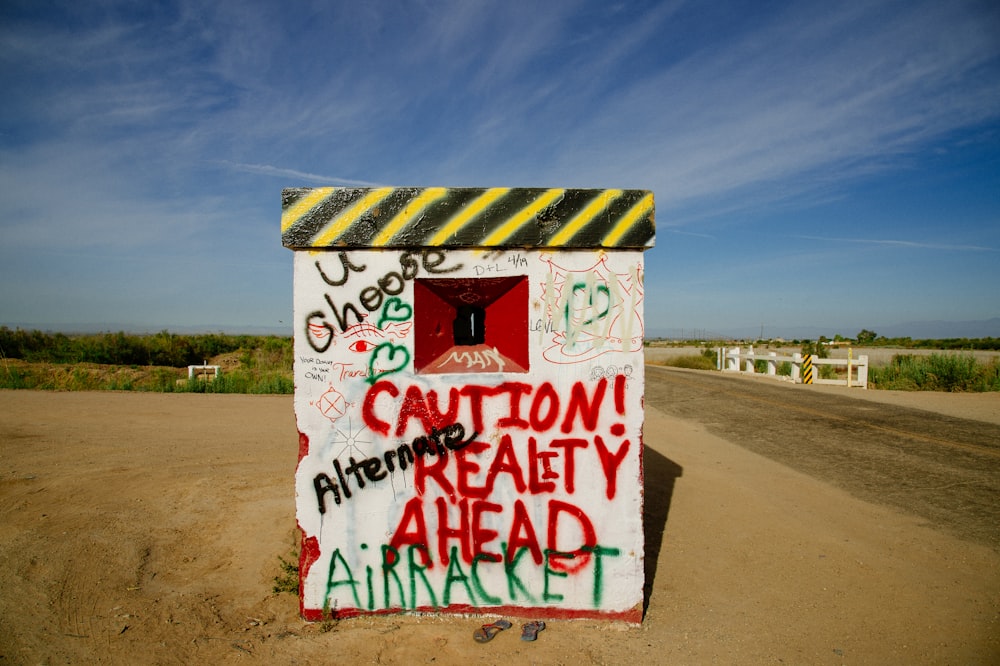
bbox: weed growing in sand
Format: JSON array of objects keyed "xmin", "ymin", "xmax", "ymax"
[
  {"xmin": 319, "ymin": 600, "xmax": 339, "ymax": 633},
  {"xmin": 272, "ymin": 555, "xmax": 300, "ymax": 595}
]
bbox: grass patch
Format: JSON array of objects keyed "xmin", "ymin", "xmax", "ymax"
[
  {"xmin": 650, "ymin": 349, "xmax": 718, "ymax": 371},
  {"xmin": 869, "ymin": 353, "xmax": 1000, "ymax": 392},
  {"xmin": 668, "ymin": 355, "xmax": 717, "ymax": 370},
  {"xmin": 0, "ymin": 360, "xmax": 170, "ymax": 391},
  {"xmin": 752, "ymin": 359, "xmax": 794, "ymax": 376},
  {"xmin": 0, "ymin": 358, "xmax": 294, "ymax": 394},
  {"xmin": 178, "ymin": 370, "xmax": 293, "ymax": 395}
]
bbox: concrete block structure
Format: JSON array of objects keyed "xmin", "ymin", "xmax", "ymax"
[{"xmin": 282, "ymin": 187, "xmax": 654, "ymax": 622}]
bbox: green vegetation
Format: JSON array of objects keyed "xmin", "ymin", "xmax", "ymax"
[
  {"xmin": 753, "ymin": 359, "xmax": 794, "ymax": 377},
  {"xmin": 858, "ymin": 335, "xmax": 1000, "ymax": 351},
  {"xmin": 5, "ymin": 328, "xmax": 999, "ymax": 393},
  {"xmin": 821, "ymin": 330, "xmax": 1000, "ymax": 351},
  {"xmin": 856, "ymin": 329, "xmax": 878, "ymax": 344},
  {"xmin": 0, "ymin": 328, "xmax": 293, "ymax": 394},
  {"xmin": 0, "ymin": 327, "xmax": 268, "ymax": 366},
  {"xmin": 869, "ymin": 353, "xmax": 1000, "ymax": 392},
  {"xmin": 797, "ymin": 339, "xmax": 843, "ymax": 379},
  {"xmin": 646, "ymin": 334, "xmax": 999, "ymax": 392},
  {"xmin": 800, "ymin": 338, "xmax": 830, "ymax": 359},
  {"xmin": 668, "ymin": 355, "xmax": 717, "ymax": 370},
  {"xmin": 272, "ymin": 555, "xmax": 300, "ymax": 595},
  {"xmin": 650, "ymin": 347, "xmax": 718, "ymax": 371},
  {"xmin": 648, "ymin": 332, "xmax": 1000, "ymax": 352}
]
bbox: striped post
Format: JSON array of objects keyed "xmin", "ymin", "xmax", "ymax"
[{"xmin": 801, "ymin": 354, "xmax": 814, "ymax": 384}]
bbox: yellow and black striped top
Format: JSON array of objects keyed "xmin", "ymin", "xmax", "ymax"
[{"xmin": 281, "ymin": 187, "xmax": 654, "ymax": 249}]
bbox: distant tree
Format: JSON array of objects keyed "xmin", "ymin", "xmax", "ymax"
[
  {"xmin": 856, "ymin": 329, "xmax": 878, "ymax": 344},
  {"xmin": 801, "ymin": 338, "xmax": 829, "ymax": 359}
]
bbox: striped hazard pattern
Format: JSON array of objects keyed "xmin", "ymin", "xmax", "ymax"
[
  {"xmin": 801, "ymin": 354, "xmax": 814, "ymax": 384},
  {"xmin": 281, "ymin": 187, "xmax": 654, "ymax": 250}
]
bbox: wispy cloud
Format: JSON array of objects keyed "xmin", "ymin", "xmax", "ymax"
[
  {"xmin": 216, "ymin": 162, "xmax": 382, "ymax": 187},
  {"xmin": 793, "ymin": 236, "xmax": 999, "ymax": 252},
  {"xmin": 1, "ymin": 0, "xmax": 998, "ymax": 332},
  {"xmin": 543, "ymin": 2, "xmax": 1000, "ymax": 214},
  {"xmin": 663, "ymin": 227, "xmax": 716, "ymax": 240}
]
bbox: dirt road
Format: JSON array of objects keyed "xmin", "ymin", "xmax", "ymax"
[
  {"xmin": 645, "ymin": 366, "xmax": 1000, "ymax": 550},
  {"xmin": 1, "ymin": 381, "xmax": 998, "ymax": 664}
]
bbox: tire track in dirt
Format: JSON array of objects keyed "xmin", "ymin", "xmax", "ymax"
[{"xmin": 645, "ymin": 366, "xmax": 1000, "ymax": 550}]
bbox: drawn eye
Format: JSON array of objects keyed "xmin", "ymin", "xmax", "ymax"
[{"xmin": 349, "ymin": 340, "xmax": 374, "ymax": 353}]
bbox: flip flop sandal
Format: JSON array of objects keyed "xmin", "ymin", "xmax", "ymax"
[
  {"xmin": 520, "ymin": 620, "xmax": 546, "ymax": 641},
  {"xmin": 473, "ymin": 619, "xmax": 512, "ymax": 643}
]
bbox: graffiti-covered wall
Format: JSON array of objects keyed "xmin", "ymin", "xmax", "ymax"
[{"xmin": 284, "ymin": 188, "xmax": 654, "ymax": 623}]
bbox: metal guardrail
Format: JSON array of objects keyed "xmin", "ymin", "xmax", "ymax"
[{"xmin": 718, "ymin": 346, "xmax": 868, "ymax": 388}]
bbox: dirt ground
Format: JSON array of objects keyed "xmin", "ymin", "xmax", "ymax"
[{"xmin": 1, "ymin": 387, "xmax": 998, "ymax": 664}]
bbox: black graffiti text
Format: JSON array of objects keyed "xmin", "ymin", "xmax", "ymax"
[{"xmin": 314, "ymin": 422, "xmax": 478, "ymax": 513}]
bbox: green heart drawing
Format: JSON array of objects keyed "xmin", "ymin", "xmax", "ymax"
[
  {"xmin": 378, "ymin": 297, "xmax": 413, "ymax": 329},
  {"xmin": 367, "ymin": 342, "xmax": 410, "ymax": 384}
]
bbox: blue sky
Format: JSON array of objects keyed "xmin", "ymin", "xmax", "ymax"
[{"xmin": 2, "ymin": 0, "xmax": 999, "ymax": 340}]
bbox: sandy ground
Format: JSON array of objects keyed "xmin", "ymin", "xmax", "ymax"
[{"xmin": 1, "ymin": 386, "xmax": 998, "ymax": 664}]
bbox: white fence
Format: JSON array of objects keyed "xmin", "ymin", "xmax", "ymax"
[
  {"xmin": 718, "ymin": 346, "xmax": 868, "ymax": 388},
  {"xmin": 187, "ymin": 364, "xmax": 221, "ymax": 380}
]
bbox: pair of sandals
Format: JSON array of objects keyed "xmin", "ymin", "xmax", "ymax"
[{"xmin": 473, "ymin": 619, "xmax": 545, "ymax": 643}]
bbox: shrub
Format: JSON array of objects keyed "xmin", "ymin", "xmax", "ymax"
[
  {"xmin": 664, "ymin": 354, "xmax": 717, "ymax": 370},
  {"xmin": 819, "ymin": 364, "xmax": 838, "ymax": 380},
  {"xmin": 0, "ymin": 364, "xmax": 29, "ymax": 389},
  {"xmin": 869, "ymin": 353, "xmax": 1000, "ymax": 392},
  {"xmin": 272, "ymin": 555, "xmax": 299, "ymax": 594}
]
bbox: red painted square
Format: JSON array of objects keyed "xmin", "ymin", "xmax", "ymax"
[{"xmin": 414, "ymin": 276, "xmax": 528, "ymax": 374}]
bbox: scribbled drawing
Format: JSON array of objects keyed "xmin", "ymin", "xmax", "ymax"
[
  {"xmin": 338, "ymin": 310, "xmax": 414, "ymax": 386},
  {"xmin": 539, "ymin": 254, "xmax": 644, "ymax": 364},
  {"xmin": 590, "ymin": 364, "xmax": 634, "ymax": 385},
  {"xmin": 330, "ymin": 415, "xmax": 372, "ymax": 459},
  {"xmin": 315, "ymin": 385, "xmax": 351, "ymax": 424},
  {"xmin": 366, "ymin": 342, "xmax": 410, "ymax": 384},
  {"xmin": 307, "ymin": 318, "xmax": 334, "ymax": 351},
  {"xmin": 342, "ymin": 319, "xmax": 412, "ymax": 353},
  {"xmin": 377, "ymin": 296, "xmax": 413, "ymax": 328},
  {"xmin": 434, "ymin": 346, "xmax": 507, "ymax": 372},
  {"xmin": 382, "ymin": 321, "xmax": 412, "ymax": 338},
  {"xmin": 343, "ymin": 321, "xmax": 385, "ymax": 353},
  {"xmin": 359, "ymin": 297, "xmax": 414, "ymax": 385}
]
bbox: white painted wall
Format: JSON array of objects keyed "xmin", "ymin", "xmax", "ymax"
[{"xmin": 292, "ymin": 248, "xmax": 646, "ymax": 621}]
